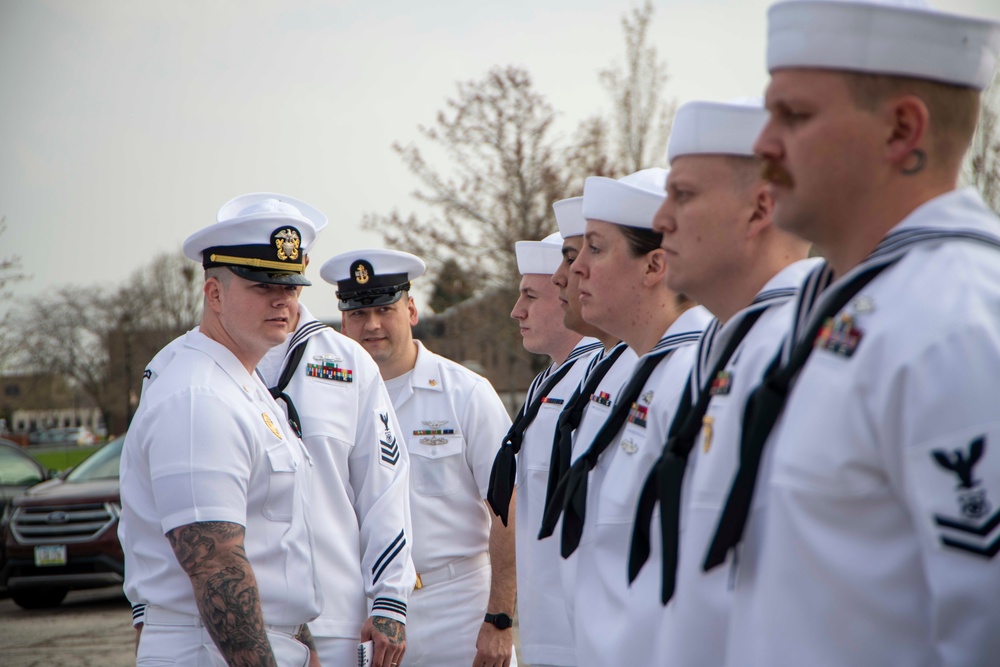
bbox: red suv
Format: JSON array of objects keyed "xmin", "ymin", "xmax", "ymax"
[{"xmin": 0, "ymin": 436, "xmax": 124, "ymax": 609}]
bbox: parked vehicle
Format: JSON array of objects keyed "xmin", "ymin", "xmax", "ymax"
[
  {"xmin": 28, "ymin": 427, "xmax": 97, "ymax": 446},
  {"xmin": 0, "ymin": 436, "xmax": 124, "ymax": 609},
  {"xmin": 0, "ymin": 439, "xmax": 50, "ymax": 520}
]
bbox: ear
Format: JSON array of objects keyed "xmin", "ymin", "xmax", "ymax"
[
  {"xmin": 746, "ymin": 182, "xmax": 775, "ymax": 240},
  {"xmin": 643, "ymin": 248, "xmax": 670, "ymax": 287},
  {"xmin": 883, "ymin": 94, "xmax": 929, "ymax": 169},
  {"xmin": 408, "ymin": 297, "xmax": 419, "ymax": 326},
  {"xmin": 204, "ymin": 278, "xmax": 224, "ymax": 314}
]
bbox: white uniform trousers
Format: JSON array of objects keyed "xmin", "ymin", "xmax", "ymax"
[
  {"xmin": 402, "ymin": 559, "xmax": 517, "ymax": 667},
  {"xmin": 314, "ymin": 635, "xmax": 357, "ymax": 667},
  {"xmin": 139, "ymin": 614, "xmax": 309, "ymax": 667}
]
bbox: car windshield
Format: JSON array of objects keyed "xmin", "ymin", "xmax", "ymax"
[
  {"xmin": 66, "ymin": 437, "xmax": 125, "ymax": 482},
  {"xmin": 0, "ymin": 446, "xmax": 43, "ymax": 486}
]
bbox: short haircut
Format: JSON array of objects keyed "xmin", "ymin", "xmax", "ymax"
[
  {"xmin": 721, "ymin": 155, "xmax": 764, "ymax": 190},
  {"xmin": 841, "ymin": 72, "xmax": 981, "ymax": 167},
  {"xmin": 205, "ymin": 266, "xmax": 232, "ymax": 285},
  {"xmin": 618, "ymin": 225, "xmax": 664, "ymax": 257}
]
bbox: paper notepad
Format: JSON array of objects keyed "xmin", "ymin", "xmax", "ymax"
[{"xmin": 357, "ymin": 640, "xmax": 374, "ymax": 667}]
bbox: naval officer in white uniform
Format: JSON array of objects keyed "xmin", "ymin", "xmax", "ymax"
[
  {"xmin": 488, "ymin": 232, "xmax": 601, "ymax": 667},
  {"xmin": 321, "ymin": 249, "xmax": 517, "ymax": 667},
  {"xmin": 703, "ymin": 2, "xmax": 1000, "ymax": 666},
  {"xmin": 131, "ymin": 194, "xmax": 413, "ymax": 667},
  {"xmin": 119, "ymin": 197, "xmax": 322, "ymax": 665}
]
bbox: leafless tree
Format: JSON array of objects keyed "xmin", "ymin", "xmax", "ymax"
[
  {"xmin": 364, "ymin": 7, "xmax": 677, "ymax": 393},
  {"xmin": 0, "ymin": 217, "xmax": 28, "ymax": 371},
  {"xmin": 966, "ymin": 70, "xmax": 1000, "ymax": 214},
  {"xmin": 8, "ymin": 252, "xmax": 204, "ymax": 431},
  {"xmin": 364, "ymin": 65, "xmax": 571, "ymax": 293},
  {"xmin": 563, "ymin": 115, "xmax": 621, "ymax": 194},
  {"xmin": 125, "ymin": 251, "xmax": 203, "ymax": 332},
  {"xmin": 10, "ymin": 286, "xmax": 122, "ymax": 430},
  {"xmin": 0, "ymin": 217, "xmax": 26, "ymax": 300},
  {"xmin": 598, "ymin": 0, "xmax": 675, "ymax": 174},
  {"xmin": 429, "ymin": 257, "xmax": 476, "ymax": 314}
]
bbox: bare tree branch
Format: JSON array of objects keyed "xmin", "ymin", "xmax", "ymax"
[
  {"xmin": 598, "ymin": 0, "xmax": 675, "ymax": 174},
  {"xmin": 365, "ymin": 65, "xmax": 572, "ymax": 294},
  {"xmin": 965, "ymin": 69, "xmax": 1000, "ymax": 214}
]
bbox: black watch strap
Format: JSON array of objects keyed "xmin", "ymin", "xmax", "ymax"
[{"xmin": 484, "ymin": 612, "xmax": 513, "ymax": 630}]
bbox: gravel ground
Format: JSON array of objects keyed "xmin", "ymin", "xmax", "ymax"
[{"xmin": 0, "ymin": 587, "xmax": 135, "ymax": 667}]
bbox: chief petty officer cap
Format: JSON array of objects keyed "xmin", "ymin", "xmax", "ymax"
[
  {"xmin": 553, "ymin": 197, "xmax": 585, "ymax": 239},
  {"xmin": 668, "ymin": 98, "xmax": 768, "ymax": 164},
  {"xmin": 582, "ymin": 168, "xmax": 669, "ymax": 230},
  {"xmin": 183, "ymin": 192, "xmax": 327, "ymax": 286},
  {"xmin": 767, "ymin": 0, "xmax": 1000, "ymax": 89},
  {"xmin": 516, "ymin": 232, "xmax": 563, "ymax": 275},
  {"xmin": 320, "ymin": 249, "xmax": 427, "ymax": 311}
]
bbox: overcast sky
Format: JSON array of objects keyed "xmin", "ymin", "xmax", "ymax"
[{"xmin": 2, "ymin": 0, "xmax": 999, "ymax": 322}]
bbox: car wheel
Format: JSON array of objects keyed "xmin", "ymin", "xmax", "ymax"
[{"xmin": 11, "ymin": 588, "xmax": 69, "ymax": 609}]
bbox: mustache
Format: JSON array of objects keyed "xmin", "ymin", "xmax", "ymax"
[{"xmin": 761, "ymin": 161, "xmax": 794, "ymax": 187}]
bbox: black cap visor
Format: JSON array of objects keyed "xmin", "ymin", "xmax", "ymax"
[
  {"xmin": 338, "ymin": 289, "xmax": 407, "ymax": 311},
  {"xmin": 228, "ymin": 266, "xmax": 312, "ymax": 286}
]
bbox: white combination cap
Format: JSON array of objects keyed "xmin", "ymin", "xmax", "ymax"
[
  {"xmin": 216, "ymin": 192, "xmax": 328, "ymax": 253},
  {"xmin": 320, "ymin": 249, "xmax": 427, "ymax": 311},
  {"xmin": 515, "ymin": 232, "xmax": 563, "ymax": 275},
  {"xmin": 767, "ymin": 0, "xmax": 1000, "ymax": 89},
  {"xmin": 553, "ymin": 197, "xmax": 585, "ymax": 238},
  {"xmin": 668, "ymin": 99, "xmax": 768, "ymax": 164},
  {"xmin": 182, "ymin": 192, "xmax": 326, "ymax": 286},
  {"xmin": 582, "ymin": 168, "xmax": 669, "ymax": 230}
]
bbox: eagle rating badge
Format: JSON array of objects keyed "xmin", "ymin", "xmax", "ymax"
[
  {"xmin": 929, "ymin": 436, "xmax": 1000, "ymax": 559},
  {"xmin": 378, "ymin": 412, "xmax": 400, "ymax": 469}
]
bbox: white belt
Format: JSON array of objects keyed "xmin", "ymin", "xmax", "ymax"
[
  {"xmin": 415, "ymin": 552, "xmax": 490, "ymax": 589},
  {"xmin": 143, "ymin": 605, "xmax": 302, "ymax": 638}
]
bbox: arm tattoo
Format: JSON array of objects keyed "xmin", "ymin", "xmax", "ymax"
[
  {"xmin": 167, "ymin": 521, "xmax": 247, "ymax": 574},
  {"xmin": 296, "ymin": 624, "xmax": 317, "ymax": 652},
  {"xmin": 373, "ymin": 617, "xmax": 405, "ymax": 645},
  {"xmin": 167, "ymin": 522, "xmax": 276, "ymax": 667}
]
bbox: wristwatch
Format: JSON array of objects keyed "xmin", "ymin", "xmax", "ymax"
[{"xmin": 484, "ymin": 612, "xmax": 513, "ymax": 630}]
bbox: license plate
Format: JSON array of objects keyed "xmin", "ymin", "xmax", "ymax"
[{"xmin": 34, "ymin": 545, "xmax": 67, "ymax": 567}]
